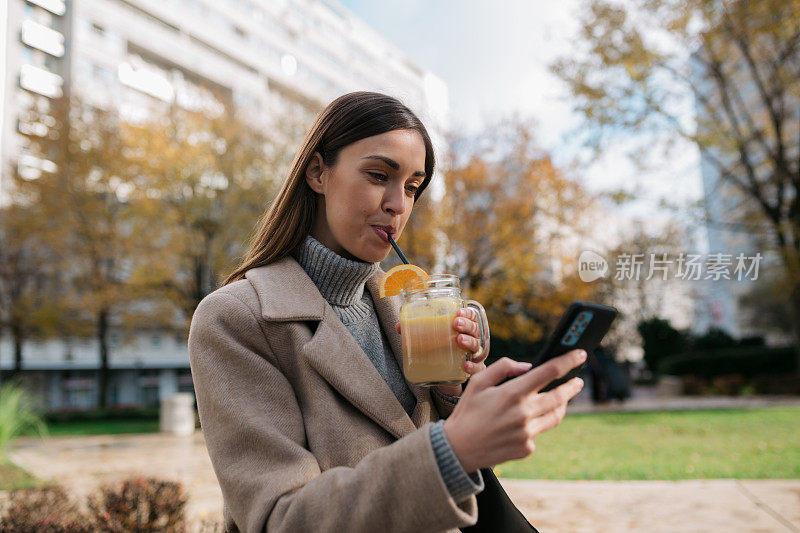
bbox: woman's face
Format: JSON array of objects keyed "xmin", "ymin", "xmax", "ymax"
[{"xmin": 306, "ymin": 129, "xmax": 427, "ymax": 263}]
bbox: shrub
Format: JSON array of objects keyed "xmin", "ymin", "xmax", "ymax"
[
  {"xmin": 0, "ymin": 486, "xmax": 92, "ymax": 532},
  {"xmin": 637, "ymin": 318, "xmax": 691, "ymax": 375},
  {"xmin": 692, "ymin": 327, "xmax": 737, "ymax": 351},
  {"xmin": 0, "ymin": 477, "xmax": 189, "ymax": 532},
  {"xmin": 88, "ymin": 477, "xmax": 188, "ymax": 532},
  {"xmin": 739, "ymin": 336, "xmax": 766, "ymax": 347},
  {"xmin": 680, "ymin": 375, "xmax": 710, "ymax": 395},
  {"xmin": 0, "ymin": 380, "xmax": 47, "ymax": 457},
  {"xmin": 710, "ymin": 374, "xmax": 748, "ymax": 395},
  {"xmin": 752, "ymin": 375, "xmax": 800, "ymax": 395},
  {"xmin": 658, "ymin": 346, "xmax": 797, "ymax": 378},
  {"xmin": 43, "ymin": 407, "xmax": 159, "ymax": 425}
]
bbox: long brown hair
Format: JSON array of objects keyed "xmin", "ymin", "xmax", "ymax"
[{"xmin": 224, "ymin": 91, "xmax": 435, "ymax": 285}]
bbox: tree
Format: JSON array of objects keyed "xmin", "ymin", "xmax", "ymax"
[
  {"xmin": 121, "ymin": 103, "xmax": 308, "ymax": 326},
  {"xmin": 394, "ymin": 192, "xmax": 442, "ymax": 272},
  {"xmin": 553, "ymin": 0, "xmax": 800, "ymax": 367},
  {"xmin": 593, "ymin": 218, "xmax": 695, "ymax": 361},
  {"xmin": 637, "ymin": 317, "xmax": 691, "ymax": 375},
  {"xmin": 14, "ymin": 96, "xmax": 142, "ymax": 408},
  {"xmin": 404, "ymin": 118, "xmax": 598, "ymax": 346},
  {"xmin": 0, "ymin": 201, "xmax": 63, "ymax": 379},
  {"xmin": 5, "ymin": 88, "xmax": 308, "ymax": 405}
]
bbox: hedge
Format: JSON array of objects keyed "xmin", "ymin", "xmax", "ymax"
[
  {"xmin": 43, "ymin": 407, "xmax": 159, "ymax": 424},
  {"xmin": 658, "ymin": 346, "xmax": 798, "ymax": 378}
]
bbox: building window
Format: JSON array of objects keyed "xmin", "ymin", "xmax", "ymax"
[
  {"xmin": 75, "ymin": 57, "xmax": 92, "ymax": 79},
  {"xmin": 21, "ymin": 46, "xmax": 34, "ymax": 63},
  {"xmin": 63, "ymin": 372, "xmax": 97, "ymax": 409},
  {"xmin": 92, "ymin": 63, "xmax": 116, "ymax": 86},
  {"xmin": 177, "ymin": 369, "xmax": 194, "ymax": 394},
  {"xmin": 138, "ymin": 369, "xmax": 160, "ymax": 407},
  {"xmin": 45, "ymin": 55, "xmax": 59, "ymax": 72}
]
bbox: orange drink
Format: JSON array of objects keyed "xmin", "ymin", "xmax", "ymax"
[{"xmin": 399, "ymin": 275, "xmax": 489, "ymax": 386}]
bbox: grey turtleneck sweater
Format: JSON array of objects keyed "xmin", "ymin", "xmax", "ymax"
[{"xmin": 293, "ymin": 235, "xmax": 484, "ymax": 503}]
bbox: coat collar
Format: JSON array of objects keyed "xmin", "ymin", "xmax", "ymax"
[
  {"xmin": 245, "ymin": 257, "xmax": 327, "ymax": 321},
  {"xmin": 244, "ymin": 257, "xmax": 433, "ymax": 439}
]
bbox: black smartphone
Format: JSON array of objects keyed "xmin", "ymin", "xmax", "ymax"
[{"xmin": 515, "ymin": 301, "xmax": 618, "ymax": 392}]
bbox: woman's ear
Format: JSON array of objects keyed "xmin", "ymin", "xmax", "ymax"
[{"xmin": 305, "ymin": 152, "xmax": 326, "ymax": 194}]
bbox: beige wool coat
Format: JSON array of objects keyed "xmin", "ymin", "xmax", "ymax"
[{"xmin": 188, "ymin": 256, "xmax": 480, "ymax": 532}]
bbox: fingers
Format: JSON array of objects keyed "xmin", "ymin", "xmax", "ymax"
[
  {"xmin": 469, "ymin": 357, "xmax": 532, "ymax": 390},
  {"xmin": 457, "ymin": 307, "xmax": 478, "ymax": 321},
  {"xmin": 519, "ymin": 378, "xmax": 582, "ymax": 445},
  {"xmin": 457, "ymin": 333, "xmax": 481, "ymax": 355},
  {"xmin": 528, "ymin": 377, "xmax": 584, "ymax": 419},
  {"xmin": 454, "ymin": 309, "xmax": 483, "ymax": 358},
  {"xmin": 529, "ymin": 402, "xmax": 569, "ymax": 435},
  {"xmin": 464, "ymin": 360, "xmax": 486, "ymax": 375},
  {"xmin": 505, "ymin": 349, "xmax": 587, "ymax": 397},
  {"xmin": 453, "ymin": 314, "xmax": 480, "ymax": 338}
]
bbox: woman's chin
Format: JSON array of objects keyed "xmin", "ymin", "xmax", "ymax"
[{"xmin": 349, "ymin": 244, "xmax": 390, "ymax": 264}]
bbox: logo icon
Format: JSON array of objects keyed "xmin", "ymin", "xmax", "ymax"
[{"xmin": 578, "ymin": 250, "xmax": 608, "ymax": 282}]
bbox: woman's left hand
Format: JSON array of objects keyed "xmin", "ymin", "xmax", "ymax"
[{"xmin": 453, "ymin": 307, "xmax": 489, "ymax": 368}]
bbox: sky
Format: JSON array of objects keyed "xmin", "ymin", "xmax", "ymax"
[{"xmin": 337, "ymin": 0, "xmax": 707, "ymax": 251}]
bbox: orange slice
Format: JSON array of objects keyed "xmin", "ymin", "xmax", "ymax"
[{"xmin": 378, "ymin": 264, "xmax": 428, "ymax": 298}]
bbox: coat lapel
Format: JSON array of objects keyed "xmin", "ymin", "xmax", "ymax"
[
  {"xmin": 365, "ymin": 274, "xmax": 433, "ymax": 430},
  {"xmin": 246, "ymin": 259, "xmax": 431, "ymax": 440}
]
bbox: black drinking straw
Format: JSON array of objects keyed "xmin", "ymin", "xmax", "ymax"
[{"xmin": 387, "ymin": 234, "xmax": 409, "ymax": 265}]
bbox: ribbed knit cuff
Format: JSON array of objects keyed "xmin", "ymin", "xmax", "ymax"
[
  {"xmin": 432, "ymin": 387, "xmax": 461, "ymax": 405},
  {"xmin": 430, "ymin": 420, "xmax": 484, "ymax": 503}
]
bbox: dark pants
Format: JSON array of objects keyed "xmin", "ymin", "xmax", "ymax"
[{"xmin": 460, "ymin": 468, "xmax": 539, "ymax": 533}]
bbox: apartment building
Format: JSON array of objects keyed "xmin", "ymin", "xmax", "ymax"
[{"xmin": 0, "ymin": 0, "xmax": 449, "ymax": 408}]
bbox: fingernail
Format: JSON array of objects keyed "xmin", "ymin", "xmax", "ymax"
[
  {"xmin": 517, "ymin": 362, "xmax": 533, "ymax": 370},
  {"xmin": 578, "ymin": 350, "xmax": 587, "ymax": 361},
  {"xmin": 575, "ymin": 378, "xmax": 584, "ymax": 387}
]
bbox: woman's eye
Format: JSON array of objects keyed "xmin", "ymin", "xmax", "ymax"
[
  {"xmin": 405, "ymin": 184, "xmax": 419, "ymax": 195},
  {"xmin": 367, "ymin": 172, "xmax": 388, "ymax": 181}
]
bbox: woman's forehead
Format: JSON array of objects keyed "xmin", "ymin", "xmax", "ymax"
[{"xmin": 347, "ymin": 130, "xmax": 425, "ymax": 158}]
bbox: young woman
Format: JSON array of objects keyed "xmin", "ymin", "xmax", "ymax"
[{"xmin": 188, "ymin": 92, "xmax": 585, "ymax": 532}]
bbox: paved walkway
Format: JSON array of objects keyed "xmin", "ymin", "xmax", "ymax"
[
  {"xmin": 567, "ymin": 394, "xmax": 800, "ymax": 415},
  {"xmin": 6, "ymin": 427, "xmax": 800, "ymax": 532}
]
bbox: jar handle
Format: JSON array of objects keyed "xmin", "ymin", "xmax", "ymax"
[{"xmin": 464, "ymin": 300, "xmax": 490, "ymax": 361}]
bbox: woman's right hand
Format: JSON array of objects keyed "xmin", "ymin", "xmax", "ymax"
[{"xmin": 442, "ymin": 351, "xmax": 587, "ymax": 473}]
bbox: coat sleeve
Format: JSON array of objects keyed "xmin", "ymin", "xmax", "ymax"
[
  {"xmin": 189, "ymin": 291, "xmax": 479, "ymax": 533},
  {"xmin": 430, "ymin": 387, "xmax": 460, "ymax": 418}
]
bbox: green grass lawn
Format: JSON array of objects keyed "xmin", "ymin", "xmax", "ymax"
[
  {"xmin": 496, "ymin": 407, "xmax": 800, "ymax": 480},
  {"xmin": 21, "ymin": 418, "xmax": 159, "ymax": 437},
  {"xmin": 4, "ymin": 408, "xmax": 799, "ymax": 484}
]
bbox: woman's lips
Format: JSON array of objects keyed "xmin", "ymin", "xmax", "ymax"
[{"xmin": 371, "ymin": 226, "xmax": 395, "ymax": 243}]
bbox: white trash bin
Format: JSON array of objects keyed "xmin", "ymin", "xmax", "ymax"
[{"xmin": 160, "ymin": 393, "xmax": 196, "ymax": 436}]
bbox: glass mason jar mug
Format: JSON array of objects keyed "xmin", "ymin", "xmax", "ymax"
[{"xmin": 399, "ymin": 275, "xmax": 490, "ymax": 386}]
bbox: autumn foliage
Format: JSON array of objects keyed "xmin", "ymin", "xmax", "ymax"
[{"xmin": 403, "ymin": 119, "xmax": 598, "ymax": 344}]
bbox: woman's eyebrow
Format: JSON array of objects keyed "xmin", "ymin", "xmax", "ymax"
[{"xmin": 362, "ymin": 155, "xmax": 426, "ymax": 178}]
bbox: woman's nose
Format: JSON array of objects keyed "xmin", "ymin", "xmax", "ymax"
[{"xmin": 382, "ymin": 185, "xmax": 407, "ymax": 215}]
